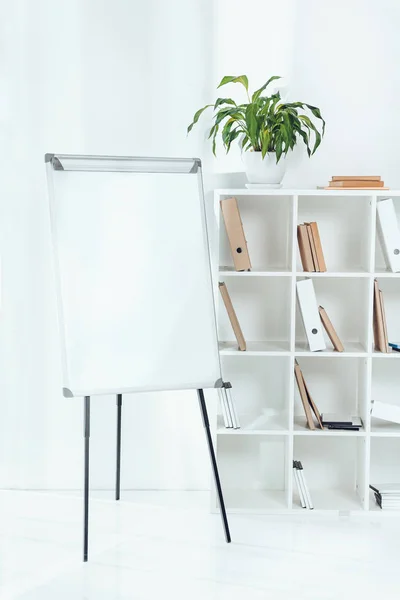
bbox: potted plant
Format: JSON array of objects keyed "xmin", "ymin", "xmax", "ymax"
[{"xmin": 187, "ymin": 75, "xmax": 325, "ymax": 186}]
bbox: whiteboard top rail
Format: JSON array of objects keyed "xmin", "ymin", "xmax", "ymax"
[
  {"xmin": 45, "ymin": 153, "xmax": 201, "ymax": 174},
  {"xmin": 45, "ymin": 154, "xmax": 222, "ymax": 398}
]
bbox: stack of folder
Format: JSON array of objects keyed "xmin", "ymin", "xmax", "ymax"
[
  {"xmin": 293, "ymin": 461, "xmax": 313, "ymax": 509},
  {"xmin": 373, "ymin": 279, "xmax": 389, "ymax": 353},
  {"xmin": 376, "ymin": 198, "xmax": 400, "ymax": 272},
  {"xmin": 370, "ymin": 484, "xmax": 400, "ymax": 510},
  {"xmin": 322, "ymin": 176, "xmax": 388, "ymax": 190},
  {"xmin": 218, "ymin": 382, "xmax": 240, "ymax": 429},
  {"xmin": 297, "ymin": 222, "xmax": 326, "ymax": 272}
]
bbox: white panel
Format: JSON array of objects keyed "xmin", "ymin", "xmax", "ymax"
[{"xmin": 47, "ymin": 160, "xmax": 221, "ymax": 396}]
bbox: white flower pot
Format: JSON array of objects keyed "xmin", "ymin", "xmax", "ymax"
[{"xmin": 243, "ymin": 151, "xmax": 286, "ymax": 186}]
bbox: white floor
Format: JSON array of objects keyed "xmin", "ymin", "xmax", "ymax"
[{"xmin": 1, "ymin": 490, "xmax": 399, "ymax": 599}]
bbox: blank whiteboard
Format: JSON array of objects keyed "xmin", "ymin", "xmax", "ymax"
[{"xmin": 45, "ymin": 155, "xmax": 222, "ymax": 397}]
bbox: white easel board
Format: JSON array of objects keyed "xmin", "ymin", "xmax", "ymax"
[{"xmin": 45, "ymin": 155, "xmax": 222, "ymax": 397}]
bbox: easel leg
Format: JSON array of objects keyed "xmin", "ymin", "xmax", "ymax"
[
  {"xmin": 83, "ymin": 395, "xmax": 90, "ymax": 562},
  {"xmin": 116, "ymin": 394, "xmax": 122, "ymax": 501},
  {"xmin": 197, "ymin": 389, "xmax": 231, "ymax": 543}
]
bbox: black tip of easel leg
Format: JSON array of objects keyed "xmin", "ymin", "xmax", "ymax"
[
  {"xmin": 84, "ymin": 554, "xmax": 88, "ymax": 562},
  {"xmin": 226, "ymin": 533, "xmax": 231, "ymax": 543}
]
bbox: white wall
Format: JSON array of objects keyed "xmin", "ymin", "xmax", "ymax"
[
  {"xmin": 0, "ymin": 0, "xmax": 215, "ymax": 490},
  {"xmin": 2, "ymin": 0, "xmax": 400, "ymax": 490}
]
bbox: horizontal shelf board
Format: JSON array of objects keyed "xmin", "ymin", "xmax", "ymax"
[
  {"xmin": 219, "ymin": 267, "xmax": 291, "ymax": 277},
  {"xmin": 222, "ymin": 489, "xmax": 288, "ymax": 512},
  {"xmin": 370, "ymin": 418, "xmax": 400, "ymax": 436},
  {"xmin": 372, "ymin": 351, "xmax": 400, "ymax": 358},
  {"xmin": 292, "ymin": 489, "xmax": 363, "ymax": 511},
  {"xmin": 296, "ymin": 270, "xmax": 369, "ymax": 278},
  {"xmin": 373, "ymin": 269, "xmax": 400, "ymax": 277},
  {"xmin": 295, "ymin": 341, "xmax": 367, "ymax": 356},
  {"xmin": 217, "ymin": 413, "xmax": 289, "ymax": 434},
  {"xmin": 215, "ymin": 188, "xmax": 394, "ymax": 197},
  {"xmin": 219, "ymin": 341, "xmax": 290, "ymax": 355},
  {"xmin": 294, "ymin": 416, "xmax": 366, "ymax": 436}
]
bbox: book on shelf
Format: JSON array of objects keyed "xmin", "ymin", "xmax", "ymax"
[
  {"xmin": 321, "ymin": 414, "xmax": 362, "ymax": 431},
  {"xmin": 293, "ymin": 461, "xmax": 313, "ymax": 509},
  {"xmin": 376, "ymin": 198, "xmax": 400, "ymax": 272},
  {"xmin": 296, "ymin": 279, "xmax": 326, "ymax": 351},
  {"xmin": 294, "ymin": 360, "xmax": 323, "ymax": 430},
  {"xmin": 371, "ymin": 399, "xmax": 400, "ymax": 425},
  {"xmin": 218, "ymin": 382, "xmax": 240, "ymax": 429},
  {"xmin": 321, "ymin": 175, "xmax": 388, "ymax": 190},
  {"xmin": 318, "ymin": 306, "xmax": 344, "ymax": 352},
  {"xmin": 220, "ymin": 197, "xmax": 251, "ymax": 271},
  {"xmin": 297, "ymin": 222, "xmax": 326, "ymax": 272},
  {"xmin": 219, "ymin": 281, "xmax": 247, "ymax": 351},
  {"xmin": 373, "ymin": 279, "xmax": 389, "ymax": 352},
  {"xmin": 370, "ymin": 483, "xmax": 400, "ymax": 510}
]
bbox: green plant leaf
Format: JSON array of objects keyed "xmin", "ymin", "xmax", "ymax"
[
  {"xmin": 187, "ymin": 104, "xmax": 212, "ymax": 133},
  {"xmin": 214, "ymin": 97, "xmax": 236, "ymax": 110},
  {"xmin": 211, "ymin": 123, "xmax": 219, "ymax": 156},
  {"xmin": 261, "ymin": 130, "xmax": 270, "ymax": 158},
  {"xmin": 217, "ymin": 75, "xmax": 249, "ymax": 91},
  {"xmin": 252, "ymin": 75, "xmax": 281, "ymax": 102},
  {"xmin": 299, "ymin": 115, "xmax": 321, "ymax": 154},
  {"xmin": 245, "ymin": 104, "xmax": 259, "ymax": 150},
  {"xmin": 304, "ymin": 104, "xmax": 326, "ymax": 135}
]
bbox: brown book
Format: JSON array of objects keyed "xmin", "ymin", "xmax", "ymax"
[
  {"xmin": 324, "ymin": 186, "xmax": 389, "ymax": 190},
  {"xmin": 318, "ymin": 306, "xmax": 344, "ymax": 352},
  {"xmin": 332, "ymin": 175, "xmax": 381, "ymax": 181},
  {"xmin": 220, "ymin": 197, "xmax": 251, "ymax": 272},
  {"xmin": 308, "ymin": 222, "xmax": 326, "ymax": 272},
  {"xmin": 306, "ymin": 224, "xmax": 319, "ymax": 271},
  {"xmin": 297, "ymin": 224, "xmax": 314, "ymax": 272},
  {"xmin": 373, "ymin": 279, "xmax": 387, "ymax": 353},
  {"xmin": 294, "ymin": 362, "xmax": 316, "ymax": 430},
  {"xmin": 329, "ymin": 180, "xmax": 384, "ymax": 188},
  {"xmin": 301, "ymin": 371, "xmax": 324, "ymax": 429},
  {"xmin": 379, "ymin": 290, "xmax": 389, "ymax": 352},
  {"xmin": 219, "ymin": 282, "xmax": 246, "ymax": 351}
]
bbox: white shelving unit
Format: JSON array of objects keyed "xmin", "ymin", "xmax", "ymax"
[{"xmin": 212, "ymin": 188, "xmax": 400, "ymax": 514}]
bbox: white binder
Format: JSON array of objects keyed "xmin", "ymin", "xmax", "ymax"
[
  {"xmin": 296, "ymin": 279, "xmax": 326, "ymax": 351},
  {"xmin": 377, "ymin": 199, "xmax": 400, "ymax": 272}
]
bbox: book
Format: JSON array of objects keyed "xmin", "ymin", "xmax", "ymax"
[
  {"xmin": 297, "ymin": 224, "xmax": 314, "ymax": 271},
  {"xmin": 318, "ymin": 306, "xmax": 344, "ymax": 352},
  {"xmin": 321, "ymin": 414, "xmax": 362, "ymax": 427},
  {"xmin": 306, "ymin": 224, "xmax": 319, "ymax": 271},
  {"xmin": 380, "ymin": 290, "xmax": 389, "ymax": 351},
  {"xmin": 308, "ymin": 222, "xmax": 326, "ymax": 272},
  {"xmin": 296, "ymin": 461, "xmax": 313, "ymax": 509},
  {"xmin": 370, "ymin": 484, "xmax": 400, "ymax": 510},
  {"xmin": 219, "ymin": 282, "xmax": 246, "ymax": 351},
  {"xmin": 332, "ymin": 175, "xmax": 381, "ymax": 181},
  {"xmin": 328, "ymin": 180, "xmax": 385, "ymax": 188},
  {"xmin": 300, "ymin": 368, "xmax": 323, "ymax": 429},
  {"xmin": 224, "ymin": 382, "xmax": 240, "ymax": 429},
  {"xmin": 293, "ymin": 461, "xmax": 307, "ymax": 508},
  {"xmin": 220, "ymin": 197, "xmax": 251, "ymax": 271},
  {"xmin": 218, "ymin": 388, "xmax": 233, "ymax": 428}
]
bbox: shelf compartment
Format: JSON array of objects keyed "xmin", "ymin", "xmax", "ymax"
[
  {"xmin": 219, "ymin": 356, "xmax": 291, "ymax": 430},
  {"xmin": 293, "ymin": 436, "xmax": 366, "ymax": 510},
  {"xmin": 374, "ymin": 196, "xmax": 400, "ymax": 273},
  {"xmin": 218, "ymin": 194, "xmax": 293, "ymax": 272},
  {"xmin": 293, "ymin": 357, "xmax": 369, "ymax": 428},
  {"xmin": 218, "ymin": 277, "xmax": 291, "ymax": 348},
  {"xmin": 371, "ymin": 360, "xmax": 400, "ymax": 435},
  {"xmin": 369, "ymin": 438, "xmax": 400, "ymax": 509},
  {"xmin": 295, "ymin": 277, "xmax": 369, "ymax": 352},
  {"xmin": 217, "ymin": 435, "xmax": 290, "ymax": 511},
  {"xmin": 373, "ymin": 278, "xmax": 400, "ymax": 347},
  {"xmin": 297, "ymin": 195, "xmax": 373, "ymax": 272}
]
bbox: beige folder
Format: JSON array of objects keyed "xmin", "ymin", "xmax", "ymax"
[
  {"xmin": 220, "ymin": 197, "xmax": 251, "ymax": 271},
  {"xmin": 294, "ymin": 362, "xmax": 316, "ymax": 430},
  {"xmin": 297, "ymin": 225, "xmax": 314, "ymax": 272},
  {"xmin": 309, "ymin": 222, "xmax": 327, "ymax": 272},
  {"xmin": 379, "ymin": 290, "xmax": 389, "ymax": 352},
  {"xmin": 374, "ymin": 279, "xmax": 388, "ymax": 353},
  {"xmin": 219, "ymin": 282, "xmax": 246, "ymax": 351},
  {"xmin": 318, "ymin": 306, "xmax": 344, "ymax": 352},
  {"xmin": 306, "ymin": 224, "xmax": 319, "ymax": 271}
]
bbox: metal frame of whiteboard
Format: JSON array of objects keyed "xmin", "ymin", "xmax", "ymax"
[{"xmin": 46, "ymin": 154, "xmax": 223, "ymax": 398}]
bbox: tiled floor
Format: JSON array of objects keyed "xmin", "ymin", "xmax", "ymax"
[{"xmin": 1, "ymin": 490, "xmax": 399, "ymax": 599}]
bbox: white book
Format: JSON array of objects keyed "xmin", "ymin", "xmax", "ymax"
[
  {"xmin": 225, "ymin": 384, "xmax": 240, "ymax": 429},
  {"xmin": 377, "ymin": 199, "xmax": 400, "ymax": 272},
  {"xmin": 371, "ymin": 400, "xmax": 400, "ymax": 425},
  {"xmin": 293, "ymin": 465, "xmax": 306, "ymax": 508},
  {"xmin": 296, "ymin": 279, "xmax": 326, "ymax": 352},
  {"xmin": 218, "ymin": 388, "xmax": 232, "ymax": 428}
]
